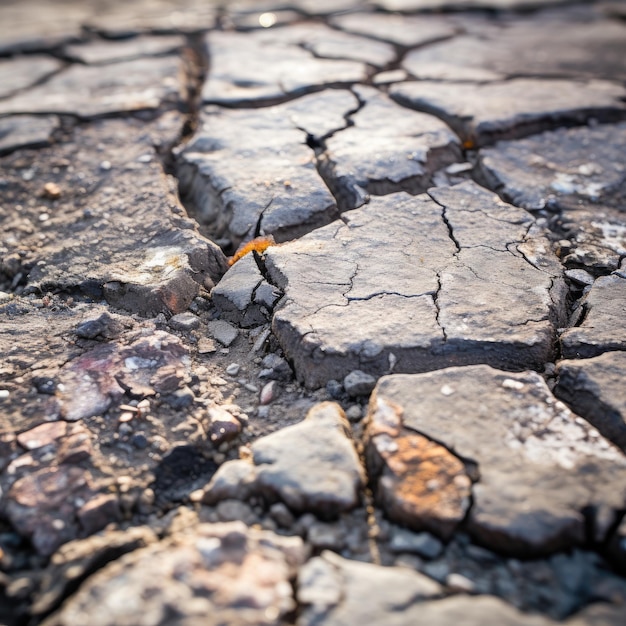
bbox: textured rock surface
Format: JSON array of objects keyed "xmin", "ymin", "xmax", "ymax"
[
  {"xmin": 402, "ymin": 16, "xmax": 626, "ymax": 82},
  {"xmin": 178, "ymin": 90, "xmax": 358, "ymax": 246},
  {"xmin": 556, "ymin": 351, "xmax": 626, "ymax": 452},
  {"xmin": 43, "ymin": 522, "xmax": 306, "ymax": 626},
  {"xmin": 391, "ymin": 80, "xmax": 626, "ymax": 147},
  {"xmin": 0, "ymin": 56, "xmax": 185, "ymax": 118},
  {"xmin": 479, "ymin": 123, "xmax": 626, "ymax": 272},
  {"xmin": 0, "ymin": 56, "xmax": 63, "ymax": 99},
  {"xmin": 368, "ymin": 366, "xmax": 626, "ymax": 555},
  {"xmin": 560, "ymin": 274, "xmax": 626, "ymax": 358},
  {"xmin": 202, "ymin": 27, "xmax": 368, "ymax": 105},
  {"xmin": 203, "ymin": 402, "xmax": 363, "ymax": 516},
  {"xmin": 320, "ymin": 86, "xmax": 461, "ymax": 209},
  {"xmin": 0, "ymin": 116, "xmax": 227, "ymax": 315},
  {"xmin": 298, "ymin": 550, "xmax": 443, "ymax": 625},
  {"xmin": 267, "ymin": 181, "xmax": 565, "ymax": 388},
  {"xmin": 0, "ymin": 115, "xmax": 59, "ymax": 155}
]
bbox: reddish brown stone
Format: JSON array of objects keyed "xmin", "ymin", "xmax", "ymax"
[{"xmin": 367, "ymin": 396, "xmax": 471, "ymax": 540}]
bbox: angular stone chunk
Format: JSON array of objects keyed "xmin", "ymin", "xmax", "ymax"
[
  {"xmin": 330, "ymin": 13, "xmax": 457, "ymax": 48},
  {"xmin": 212, "ymin": 254, "xmax": 281, "ymax": 328},
  {"xmin": 367, "ymin": 398, "xmax": 472, "ymax": 539},
  {"xmin": 64, "ymin": 35, "xmax": 185, "ymax": 65},
  {"xmin": 298, "ymin": 550, "xmax": 442, "ymax": 626},
  {"xmin": 369, "ymin": 366, "xmax": 626, "ymax": 555},
  {"xmin": 266, "ymin": 181, "xmax": 565, "ymax": 389},
  {"xmin": 0, "ymin": 56, "xmax": 63, "ymax": 99},
  {"xmin": 390, "ymin": 80, "xmax": 626, "ymax": 147},
  {"xmin": 0, "ymin": 115, "xmax": 59, "ymax": 155},
  {"xmin": 202, "ymin": 403, "xmax": 363, "ymax": 516},
  {"xmin": 560, "ymin": 274, "xmax": 626, "ymax": 359},
  {"xmin": 44, "ymin": 522, "xmax": 306, "ymax": 626},
  {"xmin": 251, "ymin": 402, "xmax": 364, "ymax": 516},
  {"xmin": 0, "ymin": 116, "xmax": 227, "ymax": 315},
  {"xmin": 178, "ymin": 90, "xmax": 358, "ymax": 246},
  {"xmin": 402, "ymin": 18, "xmax": 626, "ymax": 82},
  {"xmin": 556, "ymin": 352, "xmax": 626, "ymax": 453},
  {"xmin": 321, "ymin": 86, "xmax": 461, "ymax": 209},
  {"xmin": 0, "ymin": 56, "xmax": 185, "ymax": 118},
  {"xmin": 479, "ymin": 123, "xmax": 626, "ymax": 272},
  {"xmin": 202, "ymin": 28, "xmax": 368, "ymax": 105}
]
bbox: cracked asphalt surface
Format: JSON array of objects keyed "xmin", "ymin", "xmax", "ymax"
[{"xmin": 1, "ymin": 0, "xmax": 626, "ymax": 624}]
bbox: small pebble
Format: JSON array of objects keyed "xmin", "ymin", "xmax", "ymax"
[
  {"xmin": 0, "ymin": 390, "xmax": 10, "ymax": 399},
  {"xmin": 446, "ymin": 573, "xmax": 475, "ymax": 593},
  {"xmin": 226, "ymin": 363, "xmax": 241, "ymax": 376},
  {"xmin": 259, "ymin": 381, "xmax": 279, "ymax": 405}
]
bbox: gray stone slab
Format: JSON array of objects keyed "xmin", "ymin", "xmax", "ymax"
[
  {"xmin": 479, "ymin": 123, "xmax": 626, "ymax": 272},
  {"xmin": 204, "ymin": 402, "xmax": 363, "ymax": 516},
  {"xmin": 556, "ymin": 352, "xmax": 626, "ymax": 453},
  {"xmin": 376, "ymin": 0, "xmax": 583, "ymax": 10},
  {"xmin": 0, "ymin": 0, "xmax": 87, "ymax": 54},
  {"xmin": 0, "ymin": 56, "xmax": 184, "ymax": 118},
  {"xmin": 202, "ymin": 28, "xmax": 368, "ymax": 105},
  {"xmin": 320, "ymin": 85, "xmax": 461, "ymax": 209},
  {"xmin": 1, "ymin": 115, "xmax": 227, "ymax": 316},
  {"xmin": 330, "ymin": 13, "xmax": 458, "ymax": 48},
  {"xmin": 560, "ymin": 274, "xmax": 626, "ymax": 359},
  {"xmin": 177, "ymin": 89, "xmax": 358, "ymax": 247},
  {"xmin": 390, "ymin": 79, "xmax": 626, "ymax": 147},
  {"xmin": 402, "ymin": 18, "xmax": 626, "ymax": 82},
  {"xmin": 266, "ymin": 181, "xmax": 565, "ymax": 389},
  {"xmin": 84, "ymin": 0, "xmax": 217, "ymax": 37},
  {"xmin": 298, "ymin": 550, "xmax": 443, "ymax": 626},
  {"xmin": 0, "ymin": 56, "xmax": 63, "ymax": 99},
  {"xmin": 44, "ymin": 522, "xmax": 306, "ymax": 626},
  {"xmin": 369, "ymin": 366, "xmax": 626, "ymax": 555},
  {"xmin": 64, "ymin": 35, "xmax": 185, "ymax": 65},
  {"xmin": 0, "ymin": 115, "xmax": 59, "ymax": 155}
]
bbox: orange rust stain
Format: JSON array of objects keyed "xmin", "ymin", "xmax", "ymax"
[
  {"xmin": 378, "ymin": 432, "xmax": 471, "ymax": 523},
  {"xmin": 228, "ymin": 235, "xmax": 276, "ymax": 266},
  {"xmin": 462, "ymin": 138, "xmax": 476, "ymax": 150}
]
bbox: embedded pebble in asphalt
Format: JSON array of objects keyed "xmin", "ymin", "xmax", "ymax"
[{"xmin": 1, "ymin": 1, "xmax": 626, "ymax": 624}]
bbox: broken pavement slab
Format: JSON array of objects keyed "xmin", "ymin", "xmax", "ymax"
[
  {"xmin": 555, "ymin": 351, "xmax": 626, "ymax": 452},
  {"xmin": 201, "ymin": 26, "xmax": 369, "ymax": 106},
  {"xmin": 0, "ymin": 115, "xmax": 59, "ymax": 155},
  {"xmin": 401, "ymin": 15, "xmax": 626, "ymax": 83},
  {"xmin": 320, "ymin": 86, "xmax": 462, "ymax": 209},
  {"xmin": 42, "ymin": 521, "xmax": 307, "ymax": 626},
  {"xmin": 479, "ymin": 122, "xmax": 626, "ymax": 272},
  {"xmin": 368, "ymin": 365, "xmax": 626, "ymax": 555},
  {"xmin": 203, "ymin": 402, "xmax": 364, "ymax": 517},
  {"xmin": 390, "ymin": 79, "xmax": 626, "ymax": 147},
  {"xmin": 177, "ymin": 89, "xmax": 358, "ymax": 246},
  {"xmin": 266, "ymin": 181, "xmax": 566, "ymax": 389},
  {"xmin": 560, "ymin": 273, "xmax": 626, "ymax": 359}
]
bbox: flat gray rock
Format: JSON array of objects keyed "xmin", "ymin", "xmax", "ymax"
[
  {"xmin": 202, "ymin": 28, "xmax": 368, "ymax": 105},
  {"xmin": 402, "ymin": 18, "xmax": 626, "ymax": 82},
  {"xmin": 0, "ymin": 56, "xmax": 184, "ymax": 118},
  {"xmin": 320, "ymin": 86, "xmax": 461, "ymax": 209},
  {"xmin": 390, "ymin": 79, "xmax": 626, "ymax": 147},
  {"xmin": 44, "ymin": 522, "xmax": 306, "ymax": 626},
  {"xmin": 177, "ymin": 89, "xmax": 358, "ymax": 246},
  {"xmin": 298, "ymin": 550, "xmax": 443, "ymax": 626},
  {"xmin": 479, "ymin": 123, "xmax": 626, "ymax": 272},
  {"xmin": 376, "ymin": 0, "xmax": 586, "ymax": 9},
  {"xmin": 1, "ymin": 115, "xmax": 227, "ymax": 315},
  {"xmin": 330, "ymin": 13, "xmax": 457, "ymax": 48},
  {"xmin": 84, "ymin": 0, "xmax": 217, "ymax": 37},
  {"xmin": 369, "ymin": 366, "xmax": 626, "ymax": 555},
  {"xmin": 266, "ymin": 181, "xmax": 565, "ymax": 389},
  {"xmin": 64, "ymin": 35, "xmax": 185, "ymax": 65},
  {"xmin": 560, "ymin": 274, "xmax": 626, "ymax": 359},
  {"xmin": 556, "ymin": 351, "xmax": 626, "ymax": 452},
  {"xmin": 0, "ymin": 56, "xmax": 63, "ymax": 99},
  {"xmin": 204, "ymin": 402, "xmax": 363, "ymax": 516},
  {"xmin": 0, "ymin": 115, "xmax": 59, "ymax": 155}
]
